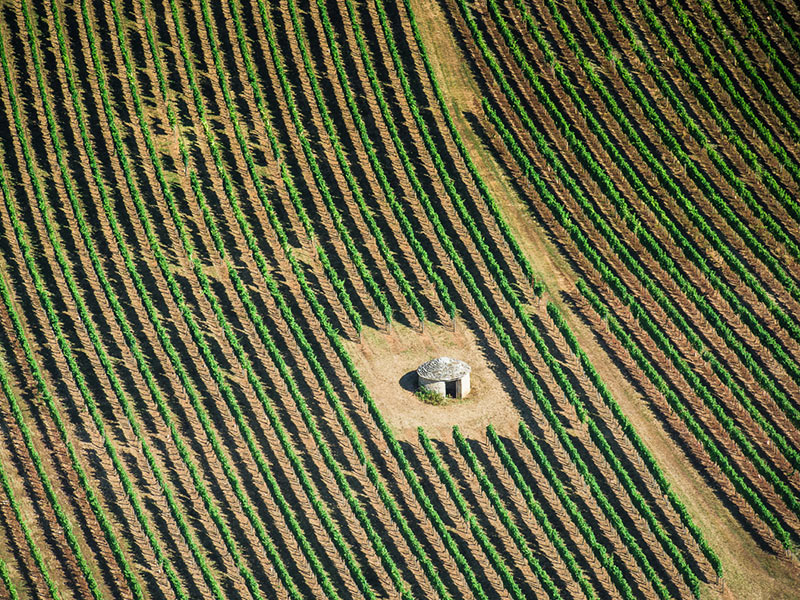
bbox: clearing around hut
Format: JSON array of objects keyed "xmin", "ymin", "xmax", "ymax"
[{"xmin": 0, "ymin": 0, "xmax": 798, "ymax": 598}]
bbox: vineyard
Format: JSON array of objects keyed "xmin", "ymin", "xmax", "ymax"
[{"xmin": 0, "ymin": 0, "xmax": 798, "ymax": 598}]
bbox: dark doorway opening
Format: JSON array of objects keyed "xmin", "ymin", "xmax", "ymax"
[{"xmin": 445, "ymin": 380, "xmax": 456, "ymax": 398}]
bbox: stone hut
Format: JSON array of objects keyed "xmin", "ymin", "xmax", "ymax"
[{"xmin": 417, "ymin": 357, "xmax": 471, "ymax": 399}]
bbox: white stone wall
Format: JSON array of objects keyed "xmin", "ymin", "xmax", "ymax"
[
  {"xmin": 418, "ymin": 375, "xmax": 446, "ymax": 396},
  {"xmin": 456, "ymin": 374, "xmax": 470, "ymax": 398}
]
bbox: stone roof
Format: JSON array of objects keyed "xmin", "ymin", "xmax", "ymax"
[{"xmin": 417, "ymin": 357, "xmax": 471, "ymax": 381}]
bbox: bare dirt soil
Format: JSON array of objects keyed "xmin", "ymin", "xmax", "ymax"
[{"xmin": 345, "ymin": 320, "xmax": 521, "ymax": 441}]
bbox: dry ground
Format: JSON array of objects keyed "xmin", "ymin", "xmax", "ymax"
[{"xmin": 345, "ymin": 320, "xmax": 520, "ymax": 441}]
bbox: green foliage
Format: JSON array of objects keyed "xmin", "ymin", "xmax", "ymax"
[
  {"xmin": 0, "ymin": 448, "xmax": 61, "ymax": 600},
  {"xmin": 115, "ymin": 0, "xmax": 406, "ymax": 596},
  {"xmin": 579, "ymin": 281, "xmax": 793, "ymax": 549},
  {"xmin": 420, "ymin": 429, "xmax": 528, "ymax": 600},
  {"xmin": 547, "ymin": 303, "xmax": 722, "ymax": 576},
  {"xmin": 762, "ymin": 0, "xmax": 800, "ymax": 62},
  {"xmin": 72, "ymin": 0, "xmax": 306, "ymax": 596},
  {"xmin": 243, "ymin": 5, "xmax": 501, "ymax": 598},
  {"xmin": 233, "ymin": 0, "xmax": 395, "ymax": 327},
  {"xmin": 0, "ymin": 556, "xmax": 19, "ymax": 600},
  {"xmin": 46, "ymin": 0, "xmax": 342, "ymax": 596},
  {"xmin": 505, "ymin": 0, "xmax": 800, "ymax": 405},
  {"xmin": 0, "ymin": 8, "xmax": 142, "ymax": 598},
  {"xmin": 301, "ymin": 0, "xmax": 457, "ymax": 323},
  {"xmin": 604, "ymin": 0, "xmax": 800, "ymax": 264},
  {"xmin": 482, "ymin": 14, "xmax": 800, "ymax": 550},
  {"xmin": 284, "ymin": 0, "xmax": 426, "ymax": 324},
  {"xmin": 696, "ymin": 0, "xmax": 800, "ymax": 224},
  {"xmin": 0, "ymin": 233, "xmax": 104, "ymax": 600},
  {"xmin": 396, "ymin": 0, "xmax": 540, "ymax": 290},
  {"xmin": 459, "ymin": 2, "xmax": 714, "ymax": 594},
  {"xmin": 453, "ymin": 427, "xmax": 565, "ymax": 600},
  {"xmin": 593, "ymin": 0, "xmax": 800, "ymax": 343},
  {"xmin": 5, "ymin": 0, "xmax": 794, "ymax": 598},
  {"xmin": 415, "ymin": 387, "xmax": 448, "ymax": 405},
  {"xmin": 728, "ymin": 0, "xmax": 800, "ymax": 104},
  {"xmin": 487, "ymin": 425, "xmax": 600, "ymax": 599},
  {"xmin": 653, "ymin": 0, "xmax": 800, "ymax": 191}
]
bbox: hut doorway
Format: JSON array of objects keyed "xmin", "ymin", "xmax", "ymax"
[{"xmin": 417, "ymin": 356, "xmax": 471, "ymax": 400}]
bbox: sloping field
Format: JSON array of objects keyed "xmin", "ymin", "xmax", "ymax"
[{"xmin": 0, "ymin": 0, "xmax": 798, "ymax": 598}]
